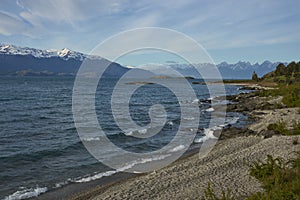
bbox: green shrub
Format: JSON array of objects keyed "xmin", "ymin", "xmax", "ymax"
[
  {"xmin": 292, "ymin": 123, "xmax": 300, "ymax": 135},
  {"xmin": 201, "ymin": 152, "xmax": 300, "ymax": 200},
  {"xmin": 258, "ymin": 82, "xmax": 300, "ymax": 107},
  {"xmin": 267, "ymin": 122, "xmax": 290, "ymax": 135},
  {"xmin": 201, "ymin": 183, "xmax": 236, "ymax": 200},
  {"xmin": 248, "ymin": 155, "xmax": 285, "ymax": 191},
  {"xmin": 247, "ymin": 152, "xmax": 300, "ymax": 200},
  {"xmin": 267, "ymin": 122, "xmax": 300, "ymax": 136}
]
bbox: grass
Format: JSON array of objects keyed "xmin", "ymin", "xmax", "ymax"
[
  {"xmin": 267, "ymin": 122, "xmax": 290, "ymax": 135},
  {"xmin": 222, "ymin": 79, "xmax": 252, "ymax": 84},
  {"xmin": 267, "ymin": 121, "xmax": 300, "ymax": 136},
  {"xmin": 293, "ymin": 123, "xmax": 300, "ymax": 135},
  {"xmin": 201, "ymin": 183, "xmax": 236, "ymax": 200},
  {"xmin": 258, "ymin": 82, "xmax": 300, "ymax": 107}
]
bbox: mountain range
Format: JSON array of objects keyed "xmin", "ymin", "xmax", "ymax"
[
  {"xmin": 0, "ymin": 44, "xmax": 128, "ymax": 77},
  {"xmin": 0, "ymin": 44, "xmax": 282, "ymax": 79}
]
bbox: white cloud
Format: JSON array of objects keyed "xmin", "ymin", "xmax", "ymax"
[
  {"xmin": 0, "ymin": 11, "xmax": 28, "ymax": 36},
  {"xmin": 16, "ymin": 0, "xmax": 129, "ymax": 24},
  {"xmin": 0, "ymin": 0, "xmax": 299, "ymax": 56},
  {"xmin": 91, "ymin": 27, "xmax": 212, "ymax": 64}
]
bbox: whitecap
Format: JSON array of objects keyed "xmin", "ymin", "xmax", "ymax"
[
  {"xmin": 75, "ymin": 170, "xmax": 116, "ymax": 183},
  {"xmin": 124, "ymin": 131, "xmax": 133, "ymax": 136},
  {"xmin": 117, "ymin": 154, "xmax": 170, "ymax": 172},
  {"xmin": 138, "ymin": 129, "xmax": 147, "ymax": 134},
  {"xmin": 169, "ymin": 145, "xmax": 185, "ymax": 152},
  {"xmin": 183, "ymin": 117, "xmax": 195, "ymax": 120},
  {"xmin": 194, "ymin": 137, "xmax": 207, "ymax": 143},
  {"xmin": 204, "ymin": 128, "xmax": 217, "ymax": 139},
  {"xmin": 167, "ymin": 121, "xmax": 174, "ymax": 126},
  {"xmin": 192, "ymin": 99, "xmax": 200, "ymax": 104},
  {"xmin": 194, "ymin": 127, "xmax": 218, "ymax": 143},
  {"xmin": 81, "ymin": 137, "xmax": 100, "ymax": 142},
  {"xmin": 205, "ymin": 107, "xmax": 214, "ymax": 112},
  {"xmin": 4, "ymin": 187, "xmax": 47, "ymax": 200}
]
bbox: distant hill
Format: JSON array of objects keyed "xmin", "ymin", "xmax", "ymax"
[
  {"xmin": 168, "ymin": 61, "xmax": 283, "ymax": 79},
  {"xmin": 260, "ymin": 61, "xmax": 300, "ymax": 84},
  {"xmin": 126, "ymin": 61, "xmax": 283, "ymax": 79},
  {"xmin": 0, "ymin": 44, "xmax": 128, "ymax": 77},
  {"xmin": 217, "ymin": 61, "xmax": 283, "ymax": 79}
]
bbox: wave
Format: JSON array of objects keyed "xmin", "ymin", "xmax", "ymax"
[
  {"xmin": 4, "ymin": 187, "xmax": 47, "ymax": 200},
  {"xmin": 192, "ymin": 97, "xmax": 213, "ymax": 104},
  {"xmin": 124, "ymin": 128, "xmax": 147, "ymax": 136},
  {"xmin": 193, "ymin": 116, "xmax": 240, "ymax": 143},
  {"xmin": 192, "ymin": 99, "xmax": 200, "ymax": 104},
  {"xmin": 117, "ymin": 154, "xmax": 170, "ymax": 172},
  {"xmin": 183, "ymin": 117, "xmax": 195, "ymax": 120},
  {"xmin": 169, "ymin": 145, "xmax": 185, "ymax": 152},
  {"xmin": 124, "ymin": 131, "xmax": 134, "ymax": 136},
  {"xmin": 74, "ymin": 170, "xmax": 116, "ymax": 183},
  {"xmin": 138, "ymin": 129, "xmax": 147, "ymax": 134},
  {"xmin": 193, "ymin": 126, "xmax": 220, "ymax": 143},
  {"xmin": 205, "ymin": 107, "xmax": 214, "ymax": 112},
  {"xmin": 167, "ymin": 121, "xmax": 174, "ymax": 126},
  {"xmin": 74, "ymin": 154, "xmax": 170, "ymax": 183},
  {"xmin": 4, "ymin": 153, "xmax": 172, "ymax": 199},
  {"xmin": 81, "ymin": 137, "xmax": 101, "ymax": 142}
]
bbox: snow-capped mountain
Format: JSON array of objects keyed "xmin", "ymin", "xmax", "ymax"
[
  {"xmin": 216, "ymin": 61, "xmax": 282, "ymax": 79},
  {"xmin": 163, "ymin": 61, "xmax": 282, "ymax": 79},
  {"xmin": 0, "ymin": 44, "xmax": 100, "ymax": 61},
  {"xmin": 0, "ymin": 44, "xmax": 128, "ymax": 77},
  {"xmin": 126, "ymin": 61, "xmax": 281, "ymax": 79}
]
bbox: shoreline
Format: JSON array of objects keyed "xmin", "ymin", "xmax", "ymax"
[
  {"xmin": 34, "ymin": 86, "xmax": 299, "ymax": 200},
  {"xmin": 31, "ymin": 145, "xmax": 203, "ymax": 200},
  {"xmin": 76, "ymin": 135, "xmax": 300, "ymax": 200}
]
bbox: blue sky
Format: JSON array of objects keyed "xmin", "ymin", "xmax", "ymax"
[{"xmin": 0, "ymin": 0, "xmax": 300, "ymax": 65}]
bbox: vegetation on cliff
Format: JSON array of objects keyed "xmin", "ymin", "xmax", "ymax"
[{"xmin": 256, "ymin": 61, "xmax": 300, "ymax": 107}]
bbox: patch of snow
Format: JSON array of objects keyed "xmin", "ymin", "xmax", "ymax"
[{"xmin": 0, "ymin": 44, "xmax": 102, "ymax": 61}]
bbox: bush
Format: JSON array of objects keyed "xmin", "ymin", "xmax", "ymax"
[
  {"xmin": 267, "ymin": 122, "xmax": 300, "ymax": 136},
  {"xmin": 258, "ymin": 82, "xmax": 300, "ymax": 107},
  {"xmin": 201, "ymin": 152, "xmax": 300, "ymax": 200},
  {"xmin": 247, "ymin": 153, "xmax": 300, "ymax": 200},
  {"xmin": 267, "ymin": 122, "xmax": 290, "ymax": 135},
  {"xmin": 201, "ymin": 183, "xmax": 236, "ymax": 200},
  {"xmin": 293, "ymin": 123, "xmax": 300, "ymax": 135}
]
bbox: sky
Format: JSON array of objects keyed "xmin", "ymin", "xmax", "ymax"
[{"xmin": 1, "ymin": 0, "xmax": 300, "ymax": 65}]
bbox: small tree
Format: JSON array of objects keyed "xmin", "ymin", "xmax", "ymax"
[
  {"xmin": 275, "ymin": 63, "xmax": 286, "ymax": 76},
  {"xmin": 252, "ymin": 71, "xmax": 259, "ymax": 82}
]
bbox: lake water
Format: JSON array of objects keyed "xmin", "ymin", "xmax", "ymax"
[{"xmin": 0, "ymin": 76, "xmax": 245, "ymax": 199}]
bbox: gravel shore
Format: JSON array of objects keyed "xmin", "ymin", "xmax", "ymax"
[
  {"xmin": 70, "ymin": 91, "xmax": 300, "ymax": 200},
  {"xmin": 77, "ymin": 135, "xmax": 299, "ymax": 200}
]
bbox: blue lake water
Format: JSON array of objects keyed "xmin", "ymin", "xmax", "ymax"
[{"xmin": 0, "ymin": 76, "xmax": 245, "ymax": 199}]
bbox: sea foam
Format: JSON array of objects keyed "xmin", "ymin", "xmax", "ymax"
[{"xmin": 4, "ymin": 187, "xmax": 47, "ymax": 200}]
